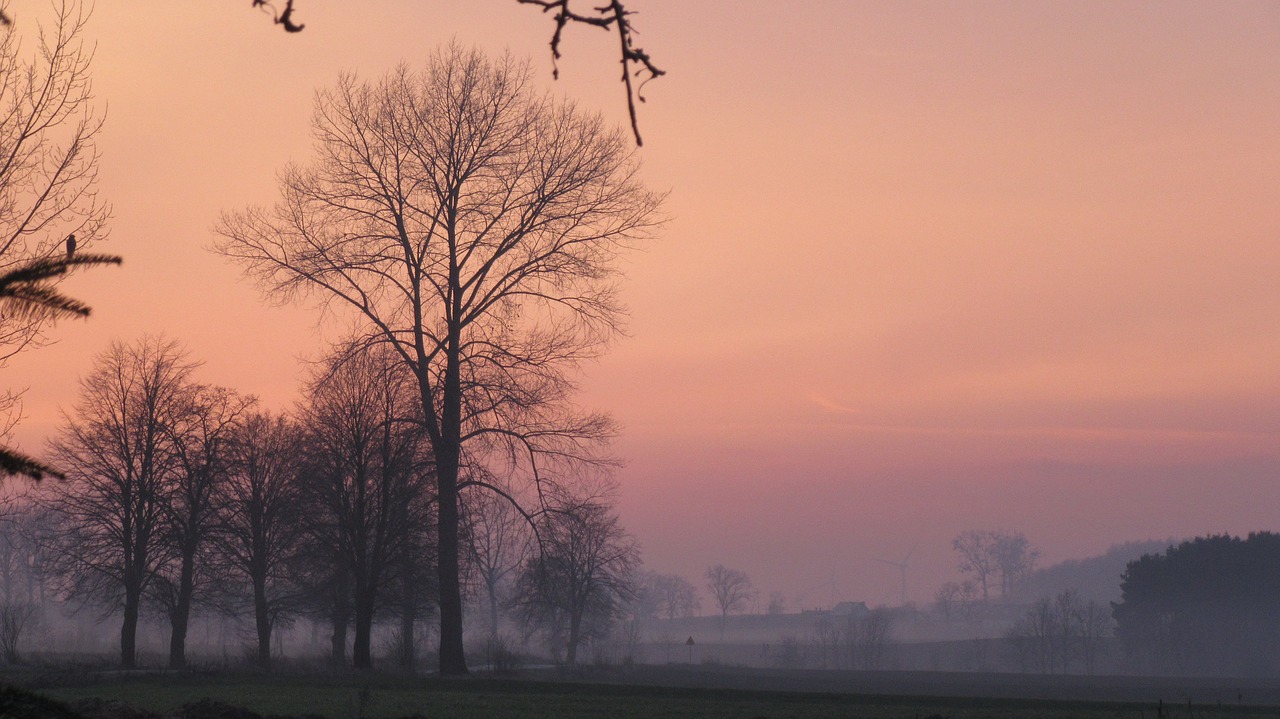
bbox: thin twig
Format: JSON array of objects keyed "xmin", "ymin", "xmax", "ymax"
[{"xmin": 517, "ymin": 0, "xmax": 664, "ymax": 146}]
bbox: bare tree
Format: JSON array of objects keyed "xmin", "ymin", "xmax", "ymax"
[
  {"xmin": 386, "ymin": 514, "xmax": 437, "ymax": 672},
  {"xmin": 934, "ymin": 579, "xmax": 985, "ymax": 624},
  {"xmin": 0, "ymin": 492, "xmax": 43, "ymax": 663},
  {"xmin": 952, "ymin": 531, "xmax": 998, "ymax": 602},
  {"xmin": 1006, "ymin": 596, "xmax": 1058, "ymax": 673},
  {"xmin": 0, "ymin": 0, "xmax": 108, "ymax": 333},
  {"xmin": 4, "ymin": 494, "xmax": 53, "ymax": 606},
  {"xmin": 0, "ymin": 0, "xmax": 119, "ymax": 481},
  {"xmin": 149, "ymin": 384, "xmax": 253, "ymax": 669},
  {"xmin": 1077, "ymin": 597, "xmax": 1111, "ymax": 675},
  {"xmin": 849, "ymin": 607, "xmax": 895, "ymax": 670},
  {"xmin": 0, "ymin": 493, "xmax": 40, "ymax": 604},
  {"xmin": 1005, "ymin": 588, "xmax": 1109, "ymax": 675},
  {"xmin": 628, "ymin": 570, "xmax": 697, "ymax": 626},
  {"xmin": 933, "ymin": 581, "xmax": 962, "ymax": 623},
  {"xmin": 0, "ymin": 600, "xmax": 35, "ymax": 663},
  {"xmin": 1052, "ymin": 589, "xmax": 1083, "ymax": 674},
  {"xmin": 45, "ymin": 336, "xmax": 196, "ymax": 668},
  {"xmin": 651, "ymin": 572, "xmax": 699, "ymax": 620},
  {"xmin": 215, "ymin": 45, "xmax": 663, "ymax": 674},
  {"xmin": 513, "ymin": 498, "xmax": 638, "ymax": 666},
  {"xmin": 297, "ymin": 342, "xmax": 431, "ymax": 670},
  {"xmin": 953, "ymin": 530, "xmax": 1038, "ymax": 602},
  {"xmin": 463, "ymin": 486, "xmax": 531, "ymax": 639},
  {"xmin": 217, "ymin": 411, "xmax": 304, "ymax": 670},
  {"xmin": 993, "ymin": 531, "xmax": 1039, "ymax": 598},
  {"xmin": 704, "ymin": 564, "xmax": 753, "ymax": 636}
]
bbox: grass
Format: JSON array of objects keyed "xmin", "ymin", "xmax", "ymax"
[{"xmin": 16, "ymin": 670, "xmax": 1280, "ymax": 719}]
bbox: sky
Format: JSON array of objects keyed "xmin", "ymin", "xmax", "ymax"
[{"xmin": 7, "ymin": 1, "xmax": 1280, "ymax": 610}]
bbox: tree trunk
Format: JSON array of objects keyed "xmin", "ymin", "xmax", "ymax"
[
  {"xmin": 352, "ymin": 590, "xmax": 374, "ymax": 669},
  {"xmin": 253, "ymin": 574, "xmax": 272, "ymax": 670},
  {"xmin": 331, "ymin": 604, "xmax": 349, "ymax": 666},
  {"xmin": 566, "ymin": 611, "xmax": 582, "ymax": 666},
  {"xmin": 436, "ymin": 443, "xmax": 466, "ymax": 675},
  {"xmin": 399, "ymin": 575, "xmax": 416, "ymax": 671},
  {"xmin": 121, "ymin": 589, "xmax": 140, "ymax": 669},
  {"xmin": 487, "ymin": 581, "xmax": 499, "ymax": 639},
  {"xmin": 168, "ymin": 608, "xmax": 189, "ymax": 670},
  {"xmin": 168, "ymin": 550, "xmax": 196, "ymax": 669},
  {"xmin": 399, "ymin": 598, "xmax": 414, "ymax": 665},
  {"xmin": 435, "ymin": 318, "xmax": 468, "ymax": 676}
]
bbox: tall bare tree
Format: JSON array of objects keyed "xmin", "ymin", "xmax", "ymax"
[
  {"xmin": 0, "ymin": 0, "xmax": 119, "ymax": 481},
  {"xmin": 298, "ymin": 342, "xmax": 431, "ymax": 669},
  {"xmin": 217, "ymin": 411, "xmax": 305, "ymax": 670},
  {"xmin": 45, "ymin": 336, "xmax": 196, "ymax": 668},
  {"xmin": 150, "ymin": 384, "xmax": 253, "ymax": 669},
  {"xmin": 216, "ymin": 45, "xmax": 663, "ymax": 673}
]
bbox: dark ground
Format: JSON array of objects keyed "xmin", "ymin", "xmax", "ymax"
[
  {"xmin": 6, "ymin": 663, "xmax": 1280, "ymax": 719},
  {"xmin": 589, "ymin": 664, "xmax": 1280, "ymax": 705}
]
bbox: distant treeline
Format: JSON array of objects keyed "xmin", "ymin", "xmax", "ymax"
[{"xmin": 1114, "ymin": 532, "xmax": 1280, "ymax": 677}]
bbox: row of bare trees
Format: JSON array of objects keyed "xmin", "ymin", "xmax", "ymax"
[
  {"xmin": 1005, "ymin": 589, "xmax": 1111, "ymax": 675},
  {"xmin": 18, "ymin": 335, "xmax": 652, "ymax": 670},
  {"xmin": 772, "ymin": 608, "xmax": 897, "ymax": 671},
  {"xmin": 28, "ymin": 338, "xmax": 403, "ymax": 668},
  {"xmin": 39, "ymin": 336, "xmax": 430, "ymax": 670}
]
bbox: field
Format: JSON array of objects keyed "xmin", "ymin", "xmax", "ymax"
[{"xmin": 7, "ymin": 665, "xmax": 1280, "ymax": 719}]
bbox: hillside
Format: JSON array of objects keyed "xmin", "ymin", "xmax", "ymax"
[{"xmin": 1012, "ymin": 539, "xmax": 1176, "ymax": 604}]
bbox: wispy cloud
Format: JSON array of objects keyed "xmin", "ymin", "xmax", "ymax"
[{"xmin": 807, "ymin": 392, "xmax": 861, "ymax": 415}]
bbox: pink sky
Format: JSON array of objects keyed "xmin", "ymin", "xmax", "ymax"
[{"xmin": 8, "ymin": 1, "xmax": 1280, "ymax": 609}]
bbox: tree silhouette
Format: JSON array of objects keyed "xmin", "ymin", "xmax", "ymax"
[
  {"xmin": 0, "ymin": 1, "xmax": 119, "ymax": 481},
  {"xmin": 216, "ymin": 46, "xmax": 663, "ymax": 674},
  {"xmin": 44, "ymin": 337, "xmax": 197, "ymax": 668},
  {"xmin": 1113, "ymin": 533, "xmax": 1280, "ymax": 676},
  {"xmin": 295, "ymin": 342, "xmax": 431, "ymax": 670},
  {"xmin": 705, "ymin": 564, "xmax": 753, "ymax": 637},
  {"xmin": 216, "ymin": 411, "xmax": 306, "ymax": 670},
  {"xmin": 513, "ymin": 499, "xmax": 638, "ymax": 666}
]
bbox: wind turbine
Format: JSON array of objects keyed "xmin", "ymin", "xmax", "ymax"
[{"xmin": 873, "ymin": 542, "xmax": 917, "ymax": 606}]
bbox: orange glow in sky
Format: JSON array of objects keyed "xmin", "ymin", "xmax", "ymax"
[{"xmin": 8, "ymin": 1, "xmax": 1280, "ymax": 607}]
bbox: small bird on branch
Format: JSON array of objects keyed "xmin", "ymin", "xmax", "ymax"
[{"xmin": 66, "ymin": 233, "xmax": 76, "ymax": 258}]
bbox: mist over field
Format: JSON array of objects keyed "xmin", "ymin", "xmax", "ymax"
[{"xmin": 2, "ymin": 2, "xmax": 1280, "ymax": 718}]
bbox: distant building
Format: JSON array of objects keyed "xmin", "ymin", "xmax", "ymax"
[{"xmin": 828, "ymin": 601, "xmax": 870, "ymax": 620}]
